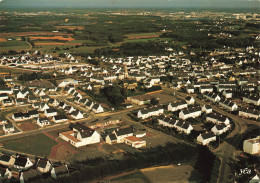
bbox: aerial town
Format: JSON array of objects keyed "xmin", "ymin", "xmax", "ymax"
[{"xmin": 0, "ymin": 3, "xmax": 259, "ymax": 183}]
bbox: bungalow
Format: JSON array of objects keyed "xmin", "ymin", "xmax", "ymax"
[
  {"xmin": 197, "ymin": 132, "xmax": 216, "ymax": 145},
  {"xmin": 199, "ymin": 86, "xmax": 214, "ymax": 94},
  {"xmin": 0, "ymin": 166, "xmax": 12, "ymax": 181},
  {"xmin": 186, "ymin": 85, "xmax": 195, "ymax": 94},
  {"xmin": 36, "ymin": 158, "xmax": 52, "ymax": 173},
  {"xmin": 27, "ymin": 110, "xmax": 39, "ymax": 118},
  {"xmin": 14, "ymin": 155, "xmax": 33, "ymax": 170},
  {"xmin": 157, "ymin": 115, "xmax": 177, "ymax": 128},
  {"xmin": 38, "ymin": 103, "xmax": 49, "ymax": 112},
  {"xmin": 64, "ymin": 106, "xmax": 75, "ymax": 113},
  {"xmin": 20, "ymin": 170, "xmax": 42, "ymax": 183},
  {"xmin": 243, "ymin": 94, "xmax": 260, "ymax": 106},
  {"xmin": 175, "ymin": 120, "xmax": 193, "ymax": 134},
  {"xmin": 127, "ymin": 94, "xmax": 153, "ymax": 105},
  {"xmin": 53, "ymin": 115, "xmax": 68, "ymax": 123},
  {"xmin": 0, "ymin": 93, "xmax": 8, "ymax": 101},
  {"xmin": 0, "ymin": 87, "xmax": 13, "ymax": 95},
  {"xmin": 211, "ymin": 123, "xmax": 230, "ymax": 135},
  {"xmin": 167, "ymin": 100, "xmax": 188, "ymax": 112},
  {"xmin": 179, "ymin": 106, "xmax": 201, "ymax": 120},
  {"xmin": 28, "ymin": 96, "xmax": 37, "ymax": 103},
  {"xmin": 71, "ymin": 110, "xmax": 84, "ymax": 120},
  {"xmin": 203, "ymin": 92, "xmax": 221, "ymax": 103},
  {"xmin": 48, "ymin": 98, "xmax": 59, "ymax": 107},
  {"xmin": 201, "ymin": 105, "xmax": 213, "ymax": 114},
  {"xmin": 32, "ymin": 102, "xmax": 40, "ymax": 109},
  {"xmin": 44, "ymin": 108, "xmax": 58, "ymax": 117},
  {"xmin": 57, "ymin": 78, "xmax": 78, "ymax": 87},
  {"xmin": 59, "ymin": 123, "xmax": 100, "ymax": 147},
  {"xmin": 206, "ymin": 113, "xmax": 230, "ymax": 125},
  {"xmin": 0, "ymin": 154, "xmax": 15, "ymax": 167},
  {"xmin": 37, "ymin": 118, "xmax": 50, "ymax": 127},
  {"xmin": 15, "ymin": 99, "xmax": 25, "ymax": 105},
  {"xmin": 92, "ymin": 104, "xmax": 104, "ymax": 114},
  {"xmin": 222, "ymin": 90, "xmax": 233, "ymax": 99},
  {"xmin": 85, "ymin": 101, "xmax": 94, "ymax": 110},
  {"xmin": 239, "ymin": 108, "xmax": 260, "ymax": 120},
  {"xmin": 2, "ymin": 98, "xmax": 13, "ymax": 107},
  {"xmin": 219, "ymin": 98, "xmax": 238, "ymax": 111},
  {"xmin": 51, "ymin": 165, "xmax": 69, "ymax": 179},
  {"xmin": 58, "ymin": 102, "xmax": 67, "ymax": 109},
  {"xmin": 124, "ymin": 136, "xmax": 146, "ymax": 148},
  {"xmin": 185, "ymin": 96, "xmax": 195, "ymax": 105},
  {"xmin": 105, "ymin": 134, "xmax": 117, "ymax": 144},
  {"xmin": 137, "ymin": 106, "xmax": 164, "ymax": 119},
  {"xmin": 0, "ymin": 117, "xmax": 7, "ymax": 126},
  {"xmin": 113, "ymin": 127, "xmax": 133, "ymax": 143},
  {"xmin": 3, "ymin": 122, "xmax": 15, "ymax": 134}
]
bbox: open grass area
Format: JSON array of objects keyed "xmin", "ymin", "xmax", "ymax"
[
  {"xmin": 4, "ymin": 133, "xmax": 58, "ymax": 157},
  {"xmin": 111, "ymin": 171, "xmax": 149, "ymax": 183},
  {"xmin": 0, "ymin": 40, "xmax": 30, "ymax": 51}
]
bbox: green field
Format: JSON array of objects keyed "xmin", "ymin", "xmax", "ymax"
[
  {"xmin": 111, "ymin": 171, "xmax": 149, "ymax": 183},
  {"xmin": 0, "ymin": 40, "xmax": 30, "ymax": 51},
  {"xmin": 4, "ymin": 133, "xmax": 57, "ymax": 157}
]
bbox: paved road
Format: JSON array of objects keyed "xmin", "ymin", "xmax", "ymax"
[{"xmin": 163, "ymin": 87, "xmax": 259, "ymax": 183}]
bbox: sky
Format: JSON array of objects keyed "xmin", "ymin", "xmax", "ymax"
[{"xmin": 0, "ymin": 0, "xmax": 259, "ymax": 8}]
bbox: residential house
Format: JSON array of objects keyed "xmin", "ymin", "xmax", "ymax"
[
  {"xmin": 20, "ymin": 170, "xmax": 42, "ymax": 183},
  {"xmin": 137, "ymin": 106, "xmax": 164, "ymax": 119},
  {"xmin": 44, "ymin": 108, "xmax": 58, "ymax": 117},
  {"xmin": 14, "ymin": 155, "xmax": 33, "ymax": 170},
  {"xmin": 70, "ymin": 110, "xmax": 84, "ymax": 120},
  {"xmin": 59, "ymin": 123, "xmax": 100, "ymax": 147},
  {"xmin": 243, "ymin": 94, "xmax": 260, "ymax": 106},
  {"xmin": 211, "ymin": 123, "xmax": 230, "ymax": 135},
  {"xmin": 239, "ymin": 108, "xmax": 260, "ymax": 120},
  {"xmin": 105, "ymin": 134, "xmax": 117, "ymax": 144},
  {"xmin": 167, "ymin": 100, "xmax": 188, "ymax": 112},
  {"xmin": 201, "ymin": 105, "xmax": 213, "ymax": 114},
  {"xmin": 3, "ymin": 123, "xmax": 15, "ymax": 134},
  {"xmin": 197, "ymin": 132, "xmax": 216, "ymax": 145},
  {"xmin": 36, "ymin": 158, "xmax": 52, "ymax": 173},
  {"xmin": 0, "ymin": 166, "xmax": 12, "ymax": 181},
  {"xmin": 53, "ymin": 115, "xmax": 68, "ymax": 123},
  {"xmin": 219, "ymin": 98, "xmax": 238, "ymax": 111},
  {"xmin": 127, "ymin": 94, "xmax": 153, "ymax": 105},
  {"xmin": 113, "ymin": 127, "xmax": 133, "ymax": 143},
  {"xmin": 0, "ymin": 154, "xmax": 15, "ymax": 167},
  {"xmin": 179, "ymin": 106, "xmax": 201, "ymax": 120},
  {"xmin": 92, "ymin": 104, "xmax": 104, "ymax": 114},
  {"xmin": 124, "ymin": 136, "xmax": 146, "ymax": 148},
  {"xmin": 206, "ymin": 113, "xmax": 230, "ymax": 125},
  {"xmin": 51, "ymin": 165, "xmax": 69, "ymax": 179},
  {"xmin": 37, "ymin": 118, "xmax": 50, "ymax": 127}
]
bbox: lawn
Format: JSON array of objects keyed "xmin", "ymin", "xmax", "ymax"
[
  {"xmin": 0, "ymin": 40, "xmax": 30, "ymax": 51},
  {"xmin": 4, "ymin": 133, "xmax": 58, "ymax": 157},
  {"xmin": 111, "ymin": 171, "xmax": 149, "ymax": 183}
]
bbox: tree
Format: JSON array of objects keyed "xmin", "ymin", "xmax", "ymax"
[
  {"xmin": 150, "ymin": 98, "xmax": 159, "ymax": 105},
  {"xmin": 111, "ymin": 94, "xmax": 125, "ymax": 106},
  {"xmin": 0, "ymin": 78, "xmax": 6, "ymax": 86}
]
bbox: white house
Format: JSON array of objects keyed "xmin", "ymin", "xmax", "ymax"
[
  {"xmin": 0, "ymin": 167, "xmax": 12, "ymax": 180},
  {"xmin": 20, "ymin": 170, "xmax": 42, "ymax": 183},
  {"xmin": 71, "ymin": 110, "xmax": 84, "ymax": 120},
  {"xmin": 92, "ymin": 104, "xmax": 104, "ymax": 114},
  {"xmin": 3, "ymin": 123, "xmax": 15, "ymax": 134},
  {"xmin": 59, "ymin": 123, "xmax": 100, "ymax": 147},
  {"xmin": 203, "ymin": 92, "xmax": 221, "ymax": 103},
  {"xmin": 37, "ymin": 118, "xmax": 50, "ymax": 127},
  {"xmin": 179, "ymin": 106, "xmax": 201, "ymax": 120},
  {"xmin": 211, "ymin": 123, "xmax": 230, "ymax": 135},
  {"xmin": 243, "ymin": 95, "xmax": 260, "ymax": 106},
  {"xmin": 123, "ymin": 136, "xmax": 146, "ymax": 148},
  {"xmin": 206, "ymin": 113, "xmax": 230, "ymax": 125},
  {"xmin": 219, "ymin": 98, "xmax": 238, "ymax": 111},
  {"xmin": 239, "ymin": 108, "xmax": 260, "ymax": 120},
  {"xmin": 201, "ymin": 105, "xmax": 213, "ymax": 114},
  {"xmin": 175, "ymin": 120, "xmax": 193, "ymax": 134},
  {"xmin": 113, "ymin": 127, "xmax": 133, "ymax": 143},
  {"xmin": 14, "ymin": 156, "xmax": 33, "ymax": 170},
  {"xmin": 197, "ymin": 132, "xmax": 216, "ymax": 145},
  {"xmin": 167, "ymin": 101, "xmax": 188, "ymax": 112},
  {"xmin": 44, "ymin": 108, "xmax": 58, "ymax": 117},
  {"xmin": 185, "ymin": 96, "xmax": 195, "ymax": 105},
  {"xmin": 53, "ymin": 115, "xmax": 68, "ymax": 123},
  {"xmin": 137, "ymin": 106, "xmax": 164, "ymax": 119},
  {"xmin": 36, "ymin": 159, "xmax": 52, "ymax": 173},
  {"xmin": 51, "ymin": 165, "xmax": 69, "ymax": 179}
]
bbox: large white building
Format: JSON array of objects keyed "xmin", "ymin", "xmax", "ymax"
[
  {"xmin": 243, "ymin": 136, "xmax": 260, "ymax": 155},
  {"xmin": 59, "ymin": 123, "xmax": 100, "ymax": 148}
]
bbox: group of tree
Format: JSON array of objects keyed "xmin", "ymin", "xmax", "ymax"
[
  {"xmin": 100, "ymin": 84, "xmax": 126, "ymax": 106},
  {"xmin": 18, "ymin": 72, "xmax": 53, "ymax": 81}
]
